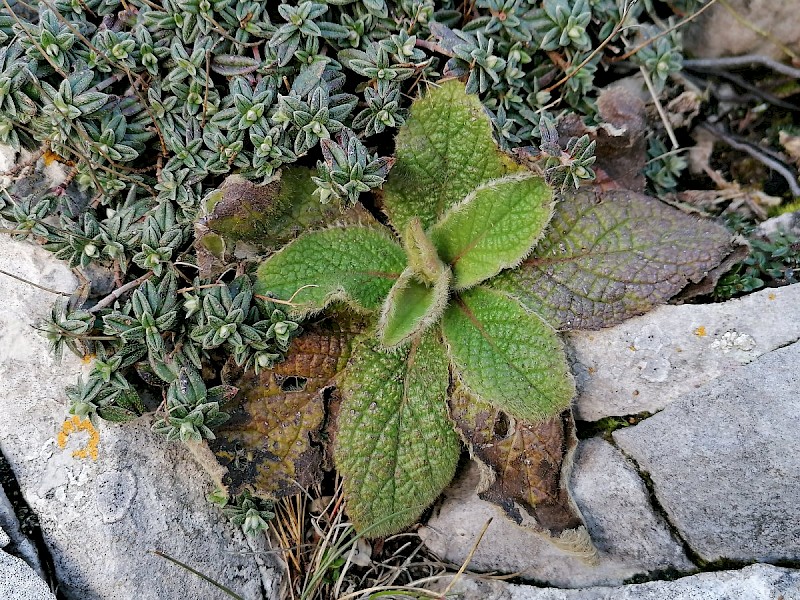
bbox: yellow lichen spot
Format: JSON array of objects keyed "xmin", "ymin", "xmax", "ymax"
[
  {"xmin": 81, "ymin": 353, "xmax": 96, "ymax": 364},
  {"xmin": 694, "ymin": 326, "xmax": 707, "ymax": 337},
  {"xmin": 56, "ymin": 415, "xmax": 99, "ymax": 461},
  {"xmin": 768, "ymin": 292, "xmax": 776, "ymax": 301},
  {"xmin": 42, "ymin": 149, "xmax": 63, "ymax": 166}
]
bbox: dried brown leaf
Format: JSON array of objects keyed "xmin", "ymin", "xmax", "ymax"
[
  {"xmin": 209, "ymin": 314, "xmax": 366, "ymax": 498},
  {"xmin": 448, "ymin": 383, "xmax": 585, "ymax": 538},
  {"xmin": 559, "ymin": 83, "xmax": 648, "ymax": 192},
  {"xmin": 675, "ymin": 241, "xmax": 750, "ymax": 301},
  {"xmin": 779, "ymin": 130, "xmax": 800, "ymax": 167}
]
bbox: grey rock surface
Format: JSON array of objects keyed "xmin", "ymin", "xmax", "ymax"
[
  {"xmin": 614, "ymin": 342, "xmax": 800, "ymax": 562},
  {"xmin": 0, "ymin": 548, "xmax": 56, "ymax": 600},
  {"xmin": 0, "ymin": 235, "xmax": 282, "ymax": 599},
  {"xmin": 756, "ymin": 210, "xmax": 800, "ymax": 238},
  {"xmin": 438, "ymin": 564, "xmax": 800, "ymax": 600},
  {"xmin": 683, "ymin": 0, "xmax": 800, "ymax": 60},
  {"xmin": 419, "ymin": 438, "xmax": 692, "ymax": 587},
  {"xmin": 0, "ymin": 483, "xmax": 45, "ymax": 579},
  {"xmin": 567, "ymin": 284, "xmax": 800, "ymax": 420}
]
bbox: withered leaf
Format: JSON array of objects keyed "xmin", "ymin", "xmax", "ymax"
[
  {"xmin": 491, "ymin": 187, "xmax": 735, "ymax": 330},
  {"xmin": 198, "ymin": 168, "xmax": 341, "ymax": 252},
  {"xmin": 449, "ymin": 383, "xmax": 586, "ymax": 538},
  {"xmin": 195, "ymin": 169, "xmax": 378, "ymax": 278},
  {"xmin": 209, "ymin": 314, "xmax": 366, "ymax": 498},
  {"xmin": 675, "ymin": 241, "xmax": 750, "ymax": 301},
  {"xmin": 559, "ymin": 84, "xmax": 648, "ymax": 192}
]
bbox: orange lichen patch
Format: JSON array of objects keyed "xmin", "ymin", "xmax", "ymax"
[
  {"xmin": 694, "ymin": 326, "xmax": 707, "ymax": 337},
  {"xmin": 42, "ymin": 149, "xmax": 77, "ymax": 167},
  {"xmin": 769, "ymin": 292, "xmax": 776, "ymax": 301},
  {"xmin": 57, "ymin": 415, "xmax": 99, "ymax": 461},
  {"xmin": 81, "ymin": 353, "xmax": 95, "ymax": 364},
  {"xmin": 43, "ymin": 149, "xmax": 63, "ymax": 166}
]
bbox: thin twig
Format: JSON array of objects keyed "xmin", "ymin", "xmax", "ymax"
[
  {"xmin": 30, "ymin": 324, "xmax": 118, "ymax": 341},
  {"xmin": 88, "ymin": 271, "xmax": 153, "ymax": 313},
  {"xmin": 640, "ymin": 66, "xmax": 678, "ymax": 149},
  {"xmin": 414, "ymin": 39, "xmax": 452, "ymax": 57},
  {"xmin": 700, "ymin": 123, "xmax": 800, "ymax": 197},
  {"xmin": 645, "ymin": 147, "xmax": 688, "ymax": 165},
  {"xmin": 0, "ymin": 147, "xmax": 44, "ymax": 178},
  {"xmin": 254, "ymin": 294, "xmax": 299, "ymax": 307},
  {"xmin": 686, "ymin": 66, "xmax": 799, "ymax": 112},
  {"xmin": 0, "ymin": 229, "xmax": 35, "ymax": 236},
  {"xmin": 683, "ymin": 54, "xmax": 800, "ymax": 80},
  {"xmin": 0, "ymin": 267, "xmax": 72, "ymax": 296},
  {"xmin": 175, "ymin": 283, "xmax": 225, "ymax": 294},
  {"xmin": 254, "ymin": 285, "xmax": 318, "ymax": 308}
]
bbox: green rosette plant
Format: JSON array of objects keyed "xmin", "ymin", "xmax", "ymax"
[{"xmin": 254, "ymin": 80, "xmax": 733, "ymax": 537}]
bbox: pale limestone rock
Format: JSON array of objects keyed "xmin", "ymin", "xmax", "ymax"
[
  {"xmin": 567, "ymin": 284, "xmax": 800, "ymax": 420},
  {"xmin": 419, "ymin": 439, "xmax": 692, "ymax": 587},
  {"xmin": 0, "ymin": 235, "xmax": 282, "ymax": 599},
  {"xmin": 684, "ymin": 0, "xmax": 800, "ymax": 60},
  {"xmin": 614, "ymin": 342, "xmax": 800, "ymax": 563},
  {"xmin": 0, "ymin": 483, "xmax": 45, "ymax": 579},
  {"xmin": 437, "ymin": 564, "xmax": 800, "ymax": 600},
  {"xmin": 0, "ymin": 548, "xmax": 55, "ymax": 600}
]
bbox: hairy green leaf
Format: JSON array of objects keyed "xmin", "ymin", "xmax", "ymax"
[
  {"xmin": 381, "ymin": 80, "xmax": 521, "ymax": 235},
  {"xmin": 335, "ymin": 332, "xmax": 459, "ymax": 537},
  {"xmin": 255, "ymin": 225, "xmax": 406, "ymax": 317},
  {"xmin": 491, "ymin": 188, "xmax": 735, "ymax": 330},
  {"xmin": 377, "ymin": 266, "xmax": 450, "ymax": 349},
  {"xmin": 442, "ymin": 286, "xmax": 574, "ymax": 422},
  {"xmin": 403, "ymin": 217, "xmax": 449, "ymax": 285},
  {"xmin": 430, "ymin": 173, "xmax": 553, "ymax": 290}
]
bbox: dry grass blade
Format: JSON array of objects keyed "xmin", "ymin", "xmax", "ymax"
[
  {"xmin": 438, "ymin": 517, "xmax": 492, "ymax": 598},
  {"xmin": 336, "ymin": 585, "xmax": 444, "ymax": 599},
  {"xmin": 264, "ymin": 475, "xmax": 477, "ymax": 600},
  {"xmin": 301, "ymin": 485, "xmax": 355, "ymax": 600},
  {"xmin": 269, "ymin": 489, "xmax": 314, "ymax": 600},
  {"xmin": 640, "ymin": 66, "xmax": 678, "ymax": 149},
  {"xmin": 151, "ymin": 550, "xmax": 245, "ymax": 600},
  {"xmin": 0, "ymin": 267, "xmax": 72, "ymax": 296}
]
